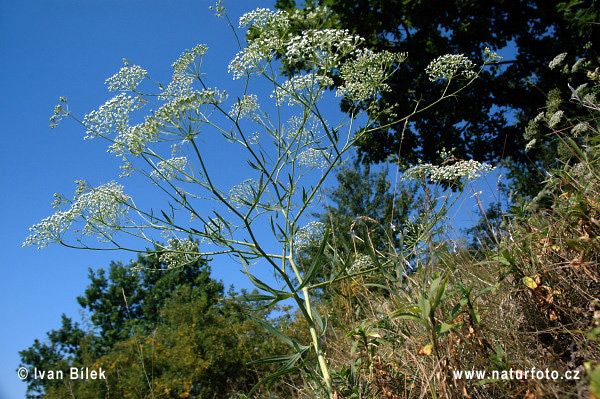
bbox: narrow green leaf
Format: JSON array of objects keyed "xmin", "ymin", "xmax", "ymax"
[
  {"xmin": 240, "ymin": 312, "xmax": 300, "ymax": 350},
  {"xmin": 430, "ymin": 276, "xmax": 448, "ymax": 312},
  {"xmin": 297, "ymin": 227, "xmax": 330, "ymax": 292},
  {"xmin": 248, "ymin": 352, "xmax": 305, "ymax": 395},
  {"xmin": 390, "ymin": 312, "xmax": 429, "ymax": 328},
  {"xmin": 225, "ymin": 293, "xmax": 278, "ymax": 303},
  {"xmin": 161, "ymin": 210, "xmax": 172, "ymax": 225}
]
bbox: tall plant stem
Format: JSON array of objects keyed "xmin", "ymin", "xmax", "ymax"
[{"xmin": 289, "ymin": 257, "xmax": 333, "ymax": 397}]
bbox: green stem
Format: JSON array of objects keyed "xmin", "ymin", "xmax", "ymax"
[{"xmin": 288, "ymin": 257, "xmax": 333, "ymax": 397}]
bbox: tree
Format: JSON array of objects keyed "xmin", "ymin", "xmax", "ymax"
[
  {"xmin": 18, "ymin": 252, "xmax": 292, "ymax": 399},
  {"xmin": 275, "ymin": 0, "xmax": 600, "ymax": 197}
]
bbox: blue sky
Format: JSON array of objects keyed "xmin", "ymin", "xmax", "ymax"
[
  {"xmin": 0, "ymin": 1, "xmax": 506, "ymax": 397},
  {"xmin": 0, "ymin": 1, "xmax": 282, "ymax": 397}
]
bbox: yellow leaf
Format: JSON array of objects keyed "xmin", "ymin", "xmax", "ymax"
[
  {"xmin": 522, "ymin": 276, "xmax": 538, "ymax": 289},
  {"xmin": 418, "ymin": 344, "xmax": 433, "ymax": 356}
]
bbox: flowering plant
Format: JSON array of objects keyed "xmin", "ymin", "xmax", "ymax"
[{"xmin": 28, "ymin": 3, "xmax": 499, "ymax": 397}]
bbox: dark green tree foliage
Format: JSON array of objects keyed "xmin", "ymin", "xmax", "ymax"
[
  {"xmin": 276, "ymin": 0, "xmax": 599, "ymax": 197},
  {"xmin": 18, "ymin": 251, "xmax": 226, "ymax": 399},
  {"xmin": 18, "ymin": 315, "xmax": 88, "ymax": 398},
  {"xmin": 77, "ymin": 252, "xmax": 222, "ymax": 354}
]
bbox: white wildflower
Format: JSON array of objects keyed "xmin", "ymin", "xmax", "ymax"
[
  {"xmin": 109, "ymin": 115, "xmax": 162, "ymax": 156},
  {"xmin": 159, "ymin": 238, "xmax": 201, "ymax": 269},
  {"xmin": 294, "ymin": 221, "xmax": 325, "ymax": 249},
  {"xmin": 285, "ymin": 29, "xmax": 363, "ymax": 69},
  {"xmin": 228, "ymin": 38, "xmax": 280, "ymax": 79},
  {"xmin": 172, "ymin": 44, "xmax": 208, "ymax": 77},
  {"xmin": 209, "ymin": 0, "xmax": 225, "ymax": 17},
  {"xmin": 239, "ymin": 8, "xmax": 289, "ymax": 30},
  {"xmin": 297, "ymin": 148, "xmax": 329, "ymax": 169},
  {"xmin": 426, "ymin": 54, "xmax": 475, "ymax": 82},
  {"xmin": 154, "ymin": 89, "xmax": 227, "ymax": 127},
  {"xmin": 83, "ymin": 93, "xmax": 140, "ymax": 139},
  {"xmin": 571, "ymin": 57, "xmax": 587, "ymax": 72},
  {"xmin": 403, "ymin": 160, "xmax": 495, "ymax": 183},
  {"xmin": 229, "ymin": 94, "xmax": 260, "ymax": 119},
  {"xmin": 23, "ymin": 181, "xmax": 131, "ymax": 248},
  {"xmin": 286, "ymin": 114, "xmax": 322, "ymax": 145},
  {"xmin": 571, "ymin": 122, "xmax": 590, "ymax": 136},
  {"xmin": 105, "ymin": 65, "xmax": 147, "ymax": 91},
  {"xmin": 272, "ymin": 73, "xmax": 333, "ymax": 106},
  {"xmin": 525, "ymin": 138, "xmax": 537, "ymax": 152},
  {"xmin": 159, "ymin": 75, "xmax": 194, "ymax": 100},
  {"xmin": 229, "ymin": 179, "xmax": 259, "ymax": 208},
  {"xmin": 549, "ymin": 52, "xmax": 567, "ymax": 70},
  {"xmin": 151, "ymin": 157, "xmax": 188, "ymax": 181},
  {"xmin": 483, "ymin": 47, "xmax": 503, "ymax": 63},
  {"xmin": 548, "ymin": 110, "xmax": 564, "ymax": 128},
  {"xmin": 337, "ymin": 49, "xmax": 407, "ymax": 101},
  {"xmin": 350, "ymin": 254, "xmax": 373, "ymax": 272}
]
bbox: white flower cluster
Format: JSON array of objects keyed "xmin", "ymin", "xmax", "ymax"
[
  {"xmin": 571, "ymin": 121, "xmax": 591, "ymax": 136},
  {"xmin": 228, "ymin": 10, "xmax": 290, "ymax": 80},
  {"xmin": 287, "ymin": 5, "xmax": 331, "ymax": 26},
  {"xmin": 425, "ymin": 54, "xmax": 476, "ymax": 82},
  {"xmin": 350, "ymin": 254, "xmax": 373, "ymax": 272},
  {"xmin": 273, "ymin": 73, "xmax": 333, "ymax": 106},
  {"xmin": 229, "ymin": 94, "xmax": 260, "ymax": 119},
  {"xmin": 159, "ymin": 75, "xmax": 194, "ymax": 100},
  {"xmin": 209, "ymin": 0, "xmax": 225, "ymax": 17},
  {"xmin": 109, "ymin": 115, "xmax": 163, "ymax": 156},
  {"xmin": 403, "ymin": 159, "xmax": 495, "ymax": 183},
  {"xmin": 549, "ymin": 52, "xmax": 567, "ymax": 70},
  {"xmin": 297, "ymin": 148, "xmax": 329, "ymax": 169},
  {"xmin": 483, "ymin": 47, "xmax": 503, "ymax": 63},
  {"xmin": 285, "ymin": 29, "xmax": 363, "ymax": 69},
  {"xmin": 286, "ymin": 114, "xmax": 322, "ymax": 145},
  {"xmin": 239, "ymin": 8, "xmax": 289, "ymax": 30},
  {"xmin": 150, "ymin": 157, "xmax": 188, "ymax": 181},
  {"xmin": 154, "ymin": 89, "xmax": 227, "ymax": 126},
  {"xmin": 83, "ymin": 93, "xmax": 140, "ymax": 139},
  {"xmin": 337, "ymin": 49, "xmax": 407, "ymax": 101},
  {"xmin": 294, "ymin": 221, "xmax": 325, "ymax": 250},
  {"xmin": 105, "ymin": 65, "xmax": 147, "ymax": 91},
  {"xmin": 23, "ymin": 181, "xmax": 131, "ymax": 248},
  {"xmin": 229, "ymin": 178, "xmax": 259, "ymax": 208},
  {"xmin": 201, "ymin": 217, "xmax": 229, "ymax": 243},
  {"xmin": 228, "ymin": 37, "xmax": 283, "ymax": 80},
  {"xmin": 159, "ymin": 238, "xmax": 201, "ymax": 269},
  {"xmin": 548, "ymin": 110, "xmax": 564, "ymax": 128},
  {"xmin": 172, "ymin": 44, "xmax": 208, "ymax": 77}
]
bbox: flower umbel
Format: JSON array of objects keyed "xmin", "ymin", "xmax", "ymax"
[
  {"xmin": 426, "ymin": 54, "xmax": 475, "ymax": 82},
  {"xmin": 294, "ymin": 221, "xmax": 325, "ymax": 250},
  {"xmin": 105, "ymin": 65, "xmax": 147, "ymax": 91},
  {"xmin": 24, "ymin": 181, "xmax": 131, "ymax": 248}
]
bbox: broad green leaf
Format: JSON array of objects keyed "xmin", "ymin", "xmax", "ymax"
[
  {"xmin": 434, "ymin": 322, "xmax": 455, "ymax": 334},
  {"xmin": 419, "ymin": 296, "xmax": 431, "ymax": 319}
]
